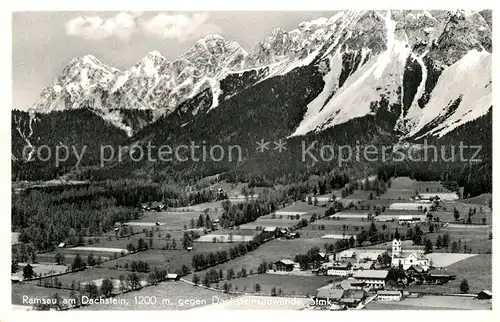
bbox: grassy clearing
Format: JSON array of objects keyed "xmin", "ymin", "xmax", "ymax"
[
  {"xmin": 366, "ymin": 295, "xmax": 490, "ymax": 310},
  {"xmin": 426, "ymin": 253, "xmax": 477, "ymax": 268},
  {"xmin": 408, "ymin": 254, "xmax": 492, "ymax": 294},
  {"xmin": 13, "ymin": 263, "xmax": 69, "ymax": 279},
  {"xmin": 239, "ymin": 219, "xmax": 301, "ymax": 230},
  {"xmin": 26, "ymin": 267, "xmax": 149, "ymax": 288},
  {"xmin": 12, "ymin": 283, "xmax": 73, "ymax": 306},
  {"xmin": 102, "ymin": 243, "xmax": 243, "ymax": 272},
  {"xmin": 130, "ymin": 211, "xmax": 210, "ymax": 229},
  {"xmin": 12, "ymin": 232, "xmax": 20, "ymax": 245},
  {"xmin": 188, "ymin": 238, "xmax": 330, "ymax": 278},
  {"xmin": 426, "ymin": 225, "xmax": 492, "ymax": 254},
  {"xmin": 77, "ymin": 281, "xmax": 235, "ymax": 310}
]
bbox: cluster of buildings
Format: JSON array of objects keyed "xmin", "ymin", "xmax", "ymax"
[
  {"xmin": 141, "ymin": 202, "xmax": 166, "ymax": 212},
  {"xmin": 263, "ymin": 227, "xmax": 299, "ymax": 239},
  {"xmin": 305, "ymin": 238, "xmax": 463, "ymax": 308}
]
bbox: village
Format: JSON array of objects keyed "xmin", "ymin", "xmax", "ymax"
[{"xmin": 11, "ymin": 177, "xmax": 493, "ymax": 311}]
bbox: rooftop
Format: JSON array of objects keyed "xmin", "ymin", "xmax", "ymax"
[
  {"xmin": 316, "ymin": 288, "xmax": 344, "ymax": 300},
  {"xmin": 277, "ymin": 259, "xmax": 295, "ymax": 265},
  {"xmin": 377, "ymin": 290, "xmax": 402, "ymax": 296},
  {"xmin": 353, "ymin": 270, "xmax": 389, "ymax": 279}
]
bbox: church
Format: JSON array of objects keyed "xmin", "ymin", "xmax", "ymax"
[{"xmin": 391, "ymin": 239, "xmax": 430, "ymax": 271}]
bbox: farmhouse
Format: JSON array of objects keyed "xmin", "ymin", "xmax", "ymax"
[
  {"xmin": 477, "ymin": 290, "xmax": 492, "ymax": 300},
  {"xmin": 11, "ymin": 275, "xmax": 22, "ymax": 283},
  {"xmin": 322, "ymin": 262, "xmax": 353, "ymax": 277},
  {"xmin": 273, "ymin": 259, "xmax": 296, "ymax": 272},
  {"xmin": 377, "ymin": 290, "xmax": 402, "ymax": 301},
  {"xmin": 315, "ymin": 288, "xmax": 344, "ymax": 303},
  {"xmin": 339, "ymin": 250, "xmax": 356, "ymax": 260},
  {"xmin": 425, "ymin": 273, "xmax": 456, "ymax": 284},
  {"xmin": 358, "ymin": 251, "xmax": 384, "ymax": 261},
  {"xmin": 405, "ymin": 264, "xmax": 429, "ymax": 276},
  {"xmin": 397, "ymin": 215, "xmax": 427, "ymax": 224},
  {"xmin": 166, "ymin": 273, "xmax": 179, "ymax": 281},
  {"xmin": 340, "ymin": 289, "xmax": 366, "ymax": 307},
  {"xmin": 141, "ymin": 202, "xmax": 165, "ymax": 211},
  {"xmin": 353, "ymin": 270, "xmax": 389, "ymax": 289},
  {"xmin": 353, "ymin": 261, "xmax": 374, "ymax": 271},
  {"xmin": 338, "ymin": 278, "xmax": 366, "ymax": 290}
]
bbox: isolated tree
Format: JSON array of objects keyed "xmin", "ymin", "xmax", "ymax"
[
  {"xmin": 254, "ymin": 283, "xmax": 261, "ymax": 292},
  {"xmin": 436, "ymin": 235, "xmax": 442, "ymax": 248},
  {"xmin": 137, "ymin": 238, "xmax": 147, "ymax": 251},
  {"xmin": 85, "ymin": 281, "xmax": 99, "ymax": 298},
  {"xmin": 453, "ymin": 208, "xmax": 460, "ymax": 221},
  {"xmin": 87, "ymin": 253, "xmax": 96, "ymax": 267},
  {"xmin": 223, "ymin": 282, "xmax": 230, "ymax": 293},
  {"xmin": 54, "ymin": 253, "xmax": 65, "ymax": 265},
  {"xmin": 128, "ymin": 273, "xmax": 141, "ymax": 290},
  {"xmin": 192, "ymin": 274, "xmax": 200, "ymax": 285},
  {"xmin": 349, "ymin": 236, "xmax": 355, "ymax": 248},
  {"xmin": 451, "ymin": 241, "xmax": 459, "ymax": 253},
  {"xmin": 460, "ymin": 279, "xmax": 470, "ymax": 294},
  {"xmin": 23, "ymin": 263, "xmax": 35, "ymax": 279},
  {"xmin": 442, "ymin": 233, "xmax": 450, "ymax": 249},
  {"xmin": 271, "ymin": 286, "xmax": 277, "ymax": 296},
  {"xmin": 72, "ymin": 253, "xmax": 85, "ymax": 271},
  {"xmin": 182, "ymin": 232, "xmax": 192, "ymax": 250},
  {"xmin": 424, "ymin": 238, "xmax": 433, "ymax": 254},
  {"xmin": 100, "ymin": 278, "xmax": 114, "ymax": 297}
]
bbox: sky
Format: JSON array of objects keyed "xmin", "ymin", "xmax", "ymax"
[{"xmin": 12, "ymin": 11, "xmax": 338, "ymax": 110}]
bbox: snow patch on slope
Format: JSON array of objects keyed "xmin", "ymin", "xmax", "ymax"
[
  {"xmin": 408, "ymin": 49, "xmax": 491, "ymax": 138},
  {"xmin": 291, "ymin": 11, "xmax": 411, "ymax": 137}
]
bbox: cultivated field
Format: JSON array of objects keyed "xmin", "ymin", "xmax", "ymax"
[
  {"xmin": 77, "ymin": 281, "xmax": 235, "ymax": 310},
  {"xmin": 217, "ymin": 274, "xmax": 335, "ymax": 296}
]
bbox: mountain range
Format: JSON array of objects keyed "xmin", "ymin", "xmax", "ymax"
[{"xmin": 12, "ymin": 9, "xmax": 492, "ymax": 192}]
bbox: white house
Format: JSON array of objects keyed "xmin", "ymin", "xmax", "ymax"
[
  {"xmin": 377, "ymin": 290, "xmax": 402, "ymax": 301},
  {"xmin": 323, "ymin": 262, "xmax": 353, "ymax": 277},
  {"xmin": 353, "ymin": 270, "xmax": 389, "ymax": 289},
  {"xmin": 339, "ymin": 250, "xmax": 356, "ymax": 260}
]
